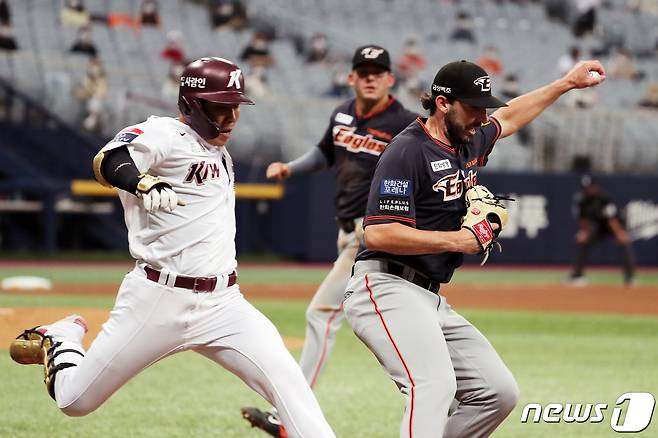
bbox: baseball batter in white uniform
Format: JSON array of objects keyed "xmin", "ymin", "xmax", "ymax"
[{"xmin": 9, "ymin": 57, "xmax": 335, "ymax": 438}]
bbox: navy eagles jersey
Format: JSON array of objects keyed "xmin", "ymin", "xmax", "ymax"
[
  {"xmin": 577, "ymin": 192, "xmax": 621, "ymax": 234},
  {"xmin": 317, "ymin": 97, "xmax": 418, "ymax": 221},
  {"xmin": 357, "ymin": 116, "xmax": 503, "ymax": 283}
]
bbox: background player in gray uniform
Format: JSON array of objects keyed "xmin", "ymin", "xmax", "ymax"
[
  {"xmin": 9, "ymin": 57, "xmax": 335, "ymax": 438},
  {"xmin": 343, "ymin": 59, "xmax": 605, "ymax": 437},
  {"xmin": 241, "ymin": 45, "xmax": 417, "ymax": 437}
]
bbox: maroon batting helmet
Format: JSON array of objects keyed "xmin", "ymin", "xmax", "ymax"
[{"xmin": 178, "ymin": 57, "xmax": 254, "ymax": 140}]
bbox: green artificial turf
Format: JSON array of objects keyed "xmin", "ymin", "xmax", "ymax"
[
  {"xmin": 1, "ymin": 296, "xmax": 656, "ymax": 438},
  {"xmin": 0, "ymin": 265, "xmax": 657, "ymax": 285}
]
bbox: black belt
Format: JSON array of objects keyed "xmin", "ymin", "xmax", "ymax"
[
  {"xmin": 336, "ymin": 217, "xmax": 357, "ymax": 233},
  {"xmin": 353, "ymin": 260, "xmax": 441, "ymax": 294},
  {"xmin": 144, "ymin": 266, "xmax": 236, "ymax": 292},
  {"xmin": 385, "ymin": 262, "xmax": 441, "ymax": 294}
]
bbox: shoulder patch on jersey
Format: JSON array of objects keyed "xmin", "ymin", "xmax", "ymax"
[
  {"xmin": 380, "ymin": 179, "xmax": 411, "ymax": 197},
  {"xmin": 335, "ymin": 112, "xmax": 354, "ymax": 125},
  {"xmin": 111, "ymin": 128, "xmax": 142, "ymax": 144},
  {"xmin": 430, "ymin": 159, "xmax": 451, "ymax": 172}
]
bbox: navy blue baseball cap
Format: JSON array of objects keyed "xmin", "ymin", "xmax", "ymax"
[
  {"xmin": 352, "ymin": 45, "xmax": 391, "ymax": 71},
  {"xmin": 431, "ymin": 60, "xmax": 507, "ymax": 108}
]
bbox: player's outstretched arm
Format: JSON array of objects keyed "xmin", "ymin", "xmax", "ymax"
[
  {"xmin": 492, "ymin": 60, "xmax": 605, "ymax": 139},
  {"xmin": 93, "ymin": 146, "xmax": 183, "ymax": 212},
  {"xmin": 266, "ymin": 147, "xmax": 329, "ymax": 181}
]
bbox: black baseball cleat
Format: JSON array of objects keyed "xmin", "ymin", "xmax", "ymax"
[{"xmin": 241, "ymin": 406, "xmax": 287, "ymax": 438}]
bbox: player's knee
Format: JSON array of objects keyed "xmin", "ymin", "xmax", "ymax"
[
  {"xmin": 305, "ymin": 304, "xmax": 336, "ymax": 324},
  {"xmin": 305, "ymin": 305, "xmax": 321, "ymax": 322},
  {"xmin": 490, "ymin": 374, "xmax": 520, "ymax": 415},
  {"xmin": 59, "ymin": 397, "xmax": 100, "ymax": 417},
  {"xmin": 414, "ymin": 374, "xmax": 457, "ymax": 403}
]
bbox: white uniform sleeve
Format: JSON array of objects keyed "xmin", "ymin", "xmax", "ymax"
[{"xmin": 100, "ymin": 120, "xmax": 173, "ymax": 173}]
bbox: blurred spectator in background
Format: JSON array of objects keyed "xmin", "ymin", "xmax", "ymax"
[
  {"xmin": 61, "ymin": 0, "xmax": 90, "ymax": 27},
  {"xmin": 240, "ymin": 32, "xmax": 273, "ymax": 68},
  {"xmin": 449, "ymin": 11, "xmax": 476, "ymax": 43},
  {"xmin": 161, "ymin": 30, "xmax": 185, "ymax": 64},
  {"xmin": 0, "ymin": 0, "xmax": 11, "ymax": 26},
  {"xmin": 500, "ymin": 74, "xmax": 521, "ymax": 101},
  {"xmin": 637, "ymin": 82, "xmax": 658, "ymax": 109},
  {"xmin": 107, "ymin": 12, "xmax": 137, "ymax": 29},
  {"xmin": 477, "ymin": 45, "xmax": 503, "ymax": 76},
  {"xmin": 557, "ymin": 46, "xmax": 580, "ymax": 76},
  {"xmin": 572, "ymin": 0, "xmax": 599, "ymax": 38},
  {"xmin": 569, "ymin": 176, "xmax": 635, "ymax": 287},
  {"xmin": 544, "ymin": 0, "xmax": 570, "ymax": 24},
  {"xmin": 73, "ymin": 57, "xmax": 107, "ymax": 133},
  {"xmin": 210, "ymin": 0, "xmax": 248, "ymax": 31},
  {"xmin": 306, "ymin": 33, "xmax": 330, "ymax": 64},
  {"xmin": 590, "ymin": 22, "xmax": 624, "ymax": 57},
  {"xmin": 244, "ymin": 65, "xmax": 271, "ymax": 99},
  {"xmin": 631, "ymin": 0, "xmax": 658, "ymax": 15},
  {"xmin": 326, "ymin": 68, "xmax": 351, "ymax": 98},
  {"xmin": 70, "ymin": 25, "xmax": 97, "ymax": 57},
  {"xmin": 399, "ymin": 68, "xmax": 426, "ymax": 101},
  {"xmin": 608, "ymin": 48, "xmax": 645, "ymax": 81},
  {"xmin": 396, "ymin": 38, "xmax": 426, "ymax": 80},
  {"xmin": 0, "ymin": 24, "xmax": 17, "ymax": 52},
  {"xmin": 161, "ymin": 62, "xmax": 185, "ymax": 100},
  {"xmin": 500, "ymin": 74, "xmax": 531, "ymax": 145},
  {"xmin": 139, "ymin": 0, "xmax": 160, "ymax": 27}
]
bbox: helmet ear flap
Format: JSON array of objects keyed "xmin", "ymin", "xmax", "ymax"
[
  {"xmin": 179, "ymin": 95, "xmax": 192, "ymax": 116},
  {"xmin": 178, "ymin": 96, "xmax": 220, "ymax": 140}
]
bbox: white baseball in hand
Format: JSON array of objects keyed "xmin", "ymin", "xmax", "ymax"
[{"xmin": 588, "ymin": 71, "xmax": 601, "ymax": 80}]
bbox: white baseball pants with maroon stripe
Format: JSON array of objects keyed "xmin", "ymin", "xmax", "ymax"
[
  {"xmin": 343, "ymin": 261, "xmax": 519, "ymax": 438},
  {"xmin": 298, "ymin": 219, "xmax": 364, "ymax": 387},
  {"xmin": 48, "ymin": 267, "xmax": 335, "ymax": 438}
]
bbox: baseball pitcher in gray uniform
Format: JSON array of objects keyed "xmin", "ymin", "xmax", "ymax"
[
  {"xmin": 242, "ymin": 45, "xmax": 416, "ymax": 437},
  {"xmin": 344, "ymin": 59, "xmax": 606, "ymax": 437}
]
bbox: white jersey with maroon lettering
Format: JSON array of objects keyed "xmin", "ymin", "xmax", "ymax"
[
  {"xmin": 101, "ymin": 116, "xmax": 236, "ymax": 277},
  {"xmin": 37, "ymin": 114, "xmax": 336, "ymax": 437}
]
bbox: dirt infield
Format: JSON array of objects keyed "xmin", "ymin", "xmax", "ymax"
[{"xmin": 0, "ymin": 306, "xmax": 304, "ymax": 353}]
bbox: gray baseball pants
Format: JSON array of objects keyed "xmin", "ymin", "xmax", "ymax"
[
  {"xmin": 298, "ymin": 219, "xmax": 364, "ymax": 387},
  {"xmin": 343, "ymin": 260, "xmax": 519, "ymax": 438}
]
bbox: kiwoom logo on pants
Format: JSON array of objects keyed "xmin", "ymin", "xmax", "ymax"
[{"xmin": 520, "ymin": 392, "xmax": 655, "ymax": 433}]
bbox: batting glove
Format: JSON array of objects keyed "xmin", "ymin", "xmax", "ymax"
[{"xmin": 136, "ymin": 174, "xmax": 182, "ymax": 212}]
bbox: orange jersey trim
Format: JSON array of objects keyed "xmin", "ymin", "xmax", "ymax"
[
  {"xmin": 415, "ymin": 117, "xmax": 457, "ymax": 155},
  {"xmin": 489, "ymin": 116, "xmax": 502, "ymax": 142},
  {"xmin": 478, "ymin": 116, "xmax": 502, "ymax": 166},
  {"xmin": 366, "ymin": 215, "xmax": 416, "ymax": 225},
  {"xmin": 357, "ymin": 96, "xmax": 396, "ymax": 120}
]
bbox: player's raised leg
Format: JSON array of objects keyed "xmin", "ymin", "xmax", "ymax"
[
  {"xmin": 343, "ymin": 271, "xmax": 457, "ymax": 437},
  {"xmin": 442, "ymin": 306, "xmax": 519, "ymax": 438},
  {"xmin": 10, "ymin": 271, "xmax": 189, "ymax": 416}
]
